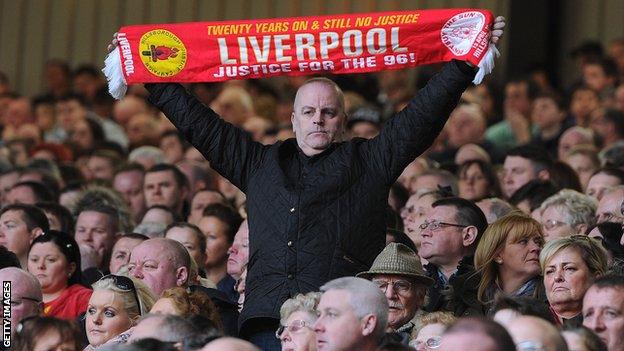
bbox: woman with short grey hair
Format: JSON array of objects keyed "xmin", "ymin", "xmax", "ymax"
[
  {"xmin": 540, "ymin": 235, "xmax": 607, "ymax": 327},
  {"xmin": 539, "ymin": 189, "xmax": 597, "ymax": 242},
  {"xmin": 277, "ymin": 292, "xmax": 321, "ymax": 351}
]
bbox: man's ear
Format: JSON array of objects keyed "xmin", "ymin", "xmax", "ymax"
[
  {"xmin": 291, "ymin": 112, "xmax": 296, "ymax": 133},
  {"xmin": 176, "ymin": 266, "xmax": 189, "ymax": 287},
  {"xmin": 462, "ymin": 226, "xmax": 478, "ymax": 248},
  {"xmin": 574, "ymin": 223, "xmax": 588, "ymax": 235},
  {"xmin": 360, "ymin": 314, "xmax": 377, "ymax": 337},
  {"xmin": 29, "ymin": 227, "xmax": 44, "ymax": 243}
]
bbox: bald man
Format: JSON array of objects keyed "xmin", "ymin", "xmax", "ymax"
[
  {"xmin": 201, "ymin": 337, "xmax": 261, "ymax": 351},
  {"xmin": 0, "ymin": 267, "xmax": 43, "ymax": 336},
  {"xmin": 440, "ymin": 317, "xmax": 516, "ymax": 351},
  {"xmin": 557, "ymin": 126, "xmax": 594, "ymax": 160},
  {"xmin": 128, "ymin": 237, "xmax": 190, "ymax": 296},
  {"xmin": 506, "ymin": 316, "xmax": 569, "ymax": 351}
]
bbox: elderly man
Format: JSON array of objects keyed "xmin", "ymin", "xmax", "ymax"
[
  {"xmin": 506, "ymin": 316, "xmax": 569, "ymax": 351},
  {"xmin": 128, "ymin": 237, "xmax": 190, "ymax": 296},
  {"xmin": 582, "ymin": 275, "xmax": 624, "ymax": 351},
  {"xmin": 596, "ymin": 186, "xmax": 624, "ymax": 224},
  {"xmin": 419, "ymin": 197, "xmax": 488, "ymax": 316},
  {"xmin": 314, "ymin": 277, "xmax": 388, "ymax": 351},
  {"xmin": 557, "ymin": 126, "xmax": 595, "ymax": 160},
  {"xmin": 357, "ymin": 243, "xmax": 432, "ymax": 337},
  {"xmin": 110, "ymin": 18, "xmax": 505, "ymax": 349},
  {"xmin": 0, "ymin": 267, "xmax": 43, "ymax": 336}
]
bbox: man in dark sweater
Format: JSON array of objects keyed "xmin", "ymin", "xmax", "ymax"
[{"xmin": 109, "ymin": 17, "xmax": 505, "ymax": 350}]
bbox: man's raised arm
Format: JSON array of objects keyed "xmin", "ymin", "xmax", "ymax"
[
  {"xmin": 363, "ymin": 16, "xmax": 505, "ymax": 184},
  {"xmin": 107, "ymin": 34, "xmax": 265, "ymax": 191},
  {"xmin": 145, "ymin": 83, "xmax": 265, "ymax": 191}
]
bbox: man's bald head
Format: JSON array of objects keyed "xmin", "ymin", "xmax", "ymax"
[
  {"xmin": 0, "ymin": 267, "xmax": 41, "ymax": 298},
  {"xmin": 0, "ymin": 267, "xmax": 42, "ymax": 334},
  {"xmin": 506, "ymin": 316, "xmax": 568, "ymax": 351},
  {"xmin": 129, "ymin": 238, "xmax": 191, "ymax": 296},
  {"xmin": 201, "ymin": 337, "xmax": 261, "ymax": 351},
  {"xmin": 113, "ymin": 95, "xmax": 149, "ymax": 126},
  {"xmin": 147, "ymin": 237, "xmax": 191, "ymax": 270},
  {"xmin": 294, "ymin": 77, "xmax": 345, "ymax": 114}
]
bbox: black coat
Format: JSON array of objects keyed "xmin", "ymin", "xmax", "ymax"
[
  {"xmin": 424, "ymin": 256, "xmax": 485, "ymax": 317},
  {"xmin": 145, "ymin": 61, "xmax": 475, "ymax": 332}
]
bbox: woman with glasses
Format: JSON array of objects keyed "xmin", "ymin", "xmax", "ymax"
[
  {"xmin": 410, "ymin": 311, "xmax": 455, "ymax": 351},
  {"xmin": 538, "ymin": 189, "xmax": 597, "ymax": 242},
  {"xmin": 474, "ymin": 212, "xmax": 545, "ymax": 307},
  {"xmin": 84, "ymin": 274, "xmax": 156, "ymax": 350},
  {"xmin": 277, "ymin": 292, "xmax": 321, "ymax": 351},
  {"xmin": 27, "ymin": 230, "xmax": 92, "ymax": 320},
  {"xmin": 540, "ymin": 235, "xmax": 608, "ymax": 327}
]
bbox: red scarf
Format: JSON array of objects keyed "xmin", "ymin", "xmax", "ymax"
[{"xmin": 104, "ymin": 9, "xmax": 497, "ymax": 99}]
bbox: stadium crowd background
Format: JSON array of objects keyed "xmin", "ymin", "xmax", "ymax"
[{"xmin": 1, "ymin": 1, "xmax": 624, "ymax": 351}]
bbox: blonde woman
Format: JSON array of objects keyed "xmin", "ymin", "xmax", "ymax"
[
  {"xmin": 540, "ymin": 235, "xmax": 608, "ymax": 327},
  {"xmin": 84, "ymin": 275, "xmax": 156, "ymax": 350},
  {"xmin": 474, "ymin": 212, "xmax": 545, "ymax": 306}
]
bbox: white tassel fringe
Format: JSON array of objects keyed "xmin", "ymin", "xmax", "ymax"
[
  {"xmin": 473, "ymin": 43, "xmax": 499, "ymax": 85},
  {"xmin": 102, "ymin": 47, "xmax": 128, "ymax": 100}
]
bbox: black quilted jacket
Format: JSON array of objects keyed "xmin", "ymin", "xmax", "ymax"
[{"xmin": 145, "ymin": 60, "xmax": 475, "ymax": 331}]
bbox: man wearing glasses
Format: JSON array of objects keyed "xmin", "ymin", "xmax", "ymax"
[
  {"xmin": 417, "ymin": 197, "xmax": 488, "ymax": 316},
  {"xmin": 357, "ymin": 243, "xmax": 433, "ymax": 339},
  {"xmin": 0, "ymin": 267, "xmax": 43, "ymax": 337}
]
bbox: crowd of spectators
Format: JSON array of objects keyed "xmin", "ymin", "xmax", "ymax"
[{"xmin": 0, "ymin": 28, "xmax": 623, "ymax": 351}]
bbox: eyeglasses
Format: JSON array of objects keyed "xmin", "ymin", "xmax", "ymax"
[
  {"xmin": 410, "ymin": 336, "xmax": 442, "ymax": 349},
  {"xmin": 371, "ymin": 279, "xmax": 412, "ymax": 295},
  {"xmin": 540, "ymin": 219, "xmax": 569, "ymax": 231},
  {"xmin": 419, "ymin": 220, "xmax": 467, "ymax": 231},
  {"xmin": 102, "ymin": 274, "xmax": 141, "ymax": 312},
  {"xmin": 516, "ymin": 341, "xmax": 545, "ymax": 351},
  {"xmin": 275, "ymin": 319, "xmax": 313, "ymax": 339},
  {"xmin": 9, "ymin": 296, "xmax": 41, "ymax": 307}
]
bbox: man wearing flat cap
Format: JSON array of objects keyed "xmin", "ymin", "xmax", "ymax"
[{"xmin": 357, "ymin": 242, "xmax": 433, "ymax": 337}]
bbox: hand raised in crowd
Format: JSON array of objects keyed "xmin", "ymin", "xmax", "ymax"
[
  {"xmin": 491, "ymin": 16, "xmax": 505, "ymax": 46},
  {"xmin": 107, "ymin": 32, "xmax": 119, "ymax": 53}
]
